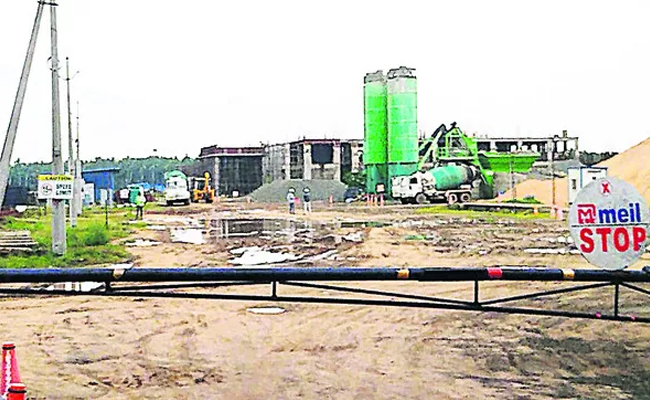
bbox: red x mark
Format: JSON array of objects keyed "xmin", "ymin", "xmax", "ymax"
[{"xmin": 601, "ymin": 182, "xmax": 611, "ymax": 194}]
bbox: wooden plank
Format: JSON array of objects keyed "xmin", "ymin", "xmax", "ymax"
[
  {"xmin": 0, "ymin": 247, "xmax": 35, "ymax": 253},
  {"xmin": 0, "ymin": 241, "xmax": 38, "ymax": 247}
]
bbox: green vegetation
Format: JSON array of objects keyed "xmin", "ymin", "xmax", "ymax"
[
  {"xmin": 503, "ymin": 197, "xmax": 542, "ymax": 205},
  {"xmin": 0, "ymin": 207, "xmax": 135, "ymax": 268},
  {"xmin": 8, "ymin": 156, "xmax": 197, "ymax": 190},
  {"xmin": 415, "ymin": 205, "xmax": 551, "ymax": 220}
]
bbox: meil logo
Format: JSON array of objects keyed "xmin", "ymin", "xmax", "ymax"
[{"xmin": 577, "ymin": 204, "xmax": 596, "ymax": 224}]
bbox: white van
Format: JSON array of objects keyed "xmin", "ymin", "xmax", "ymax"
[{"xmin": 164, "ymin": 176, "xmax": 190, "ymax": 205}]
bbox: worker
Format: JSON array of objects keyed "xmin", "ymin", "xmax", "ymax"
[
  {"xmin": 135, "ymin": 189, "xmax": 147, "ymax": 220},
  {"xmin": 303, "ymin": 187, "xmax": 312, "ymax": 213},
  {"xmin": 287, "ymin": 188, "xmax": 296, "ymax": 214}
]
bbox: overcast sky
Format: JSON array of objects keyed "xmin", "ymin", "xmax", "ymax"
[{"xmin": 1, "ymin": 1, "xmax": 649, "ymax": 163}]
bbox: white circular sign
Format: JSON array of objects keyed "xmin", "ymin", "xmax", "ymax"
[{"xmin": 569, "ymin": 177, "xmax": 650, "ymax": 270}]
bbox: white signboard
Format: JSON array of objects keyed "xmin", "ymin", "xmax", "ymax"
[
  {"xmin": 37, "ymin": 175, "xmax": 73, "ymax": 200},
  {"xmin": 569, "ymin": 177, "xmax": 650, "ymax": 270}
]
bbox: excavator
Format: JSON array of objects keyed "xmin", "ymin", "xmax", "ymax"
[{"xmin": 190, "ymin": 172, "xmax": 216, "ymax": 203}]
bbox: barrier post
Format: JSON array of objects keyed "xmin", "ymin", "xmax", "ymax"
[
  {"xmin": 1, "ymin": 342, "xmax": 21, "ymax": 398},
  {"xmin": 7, "ymin": 383, "xmax": 26, "ymax": 400}
]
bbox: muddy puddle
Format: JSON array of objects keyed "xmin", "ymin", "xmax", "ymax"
[{"xmin": 200, "ymin": 218, "xmax": 311, "ymax": 239}]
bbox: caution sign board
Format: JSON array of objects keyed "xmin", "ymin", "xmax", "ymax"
[
  {"xmin": 569, "ymin": 177, "xmax": 650, "ymax": 270},
  {"xmin": 37, "ymin": 175, "xmax": 73, "ymax": 200}
]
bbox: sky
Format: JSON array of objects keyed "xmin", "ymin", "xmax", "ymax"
[{"xmin": 1, "ymin": 0, "xmax": 649, "ymax": 163}]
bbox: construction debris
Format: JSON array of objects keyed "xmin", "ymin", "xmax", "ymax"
[
  {"xmin": 230, "ymin": 248, "xmax": 300, "ymax": 265},
  {"xmin": 125, "ymin": 239, "xmax": 161, "ymax": 247},
  {"xmin": 246, "ymin": 307, "xmax": 286, "ymax": 315},
  {"xmin": 170, "ymin": 229, "xmax": 205, "ymax": 245}
]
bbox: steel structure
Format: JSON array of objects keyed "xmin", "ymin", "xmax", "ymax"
[{"xmin": 0, "ymin": 266, "xmax": 649, "ymax": 323}]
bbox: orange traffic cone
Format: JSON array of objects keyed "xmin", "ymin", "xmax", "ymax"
[
  {"xmin": 7, "ymin": 383, "xmax": 26, "ymax": 400},
  {"xmin": 1, "ymin": 342, "xmax": 21, "ymax": 397}
]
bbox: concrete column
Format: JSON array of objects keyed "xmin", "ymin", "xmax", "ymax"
[
  {"xmin": 490, "ymin": 141, "xmax": 496, "ymax": 151},
  {"xmin": 546, "ymin": 140, "xmax": 554, "ymax": 161},
  {"xmin": 213, "ymin": 156, "xmax": 220, "ymax": 196},
  {"xmin": 284, "ymin": 144, "xmax": 291, "ymax": 180},
  {"xmin": 333, "ymin": 143, "xmax": 342, "ymax": 181},
  {"xmin": 351, "ymin": 142, "xmax": 361, "ymax": 172},
  {"xmin": 517, "ymin": 140, "xmax": 523, "ymax": 151},
  {"xmin": 303, "ymin": 144, "xmax": 312, "ymax": 180}
]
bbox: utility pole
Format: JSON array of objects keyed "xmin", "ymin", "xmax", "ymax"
[
  {"xmin": 65, "ymin": 57, "xmax": 76, "ymax": 227},
  {"xmin": 74, "ymin": 102, "xmax": 83, "ymax": 218},
  {"xmin": 50, "ymin": 2, "xmax": 66, "ymax": 255},
  {"xmin": 0, "ymin": 2, "xmax": 45, "ymax": 208}
]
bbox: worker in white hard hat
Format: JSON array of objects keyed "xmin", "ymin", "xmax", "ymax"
[
  {"xmin": 303, "ymin": 187, "xmax": 312, "ymax": 213},
  {"xmin": 287, "ymin": 188, "xmax": 296, "ymax": 214}
]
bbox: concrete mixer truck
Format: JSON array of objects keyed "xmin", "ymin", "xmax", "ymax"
[
  {"xmin": 391, "ymin": 164, "xmax": 482, "ymax": 204},
  {"xmin": 389, "ymin": 122, "xmax": 539, "ymax": 204}
]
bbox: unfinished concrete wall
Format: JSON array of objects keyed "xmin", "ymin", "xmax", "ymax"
[
  {"xmin": 290, "ymin": 143, "xmax": 304, "ymax": 179},
  {"xmin": 263, "ymin": 143, "xmax": 290, "ymax": 183},
  {"xmin": 218, "ymin": 156, "xmax": 263, "ymax": 196},
  {"xmin": 308, "ymin": 142, "xmax": 340, "ymax": 180}
]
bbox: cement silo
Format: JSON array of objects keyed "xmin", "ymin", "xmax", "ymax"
[
  {"xmin": 363, "ymin": 71, "xmax": 388, "ymax": 193},
  {"xmin": 386, "ymin": 66, "xmax": 418, "ymax": 180}
]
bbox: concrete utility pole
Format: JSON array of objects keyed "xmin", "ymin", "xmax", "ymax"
[
  {"xmin": 74, "ymin": 101, "xmax": 83, "ymax": 218},
  {"xmin": 65, "ymin": 57, "xmax": 77, "ymax": 227},
  {"xmin": 0, "ymin": 2, "xmax": 45, "ymax": 208},
  {"xmin": 50, "ymin": 2, "xmax": 66, "ymax": 255}
]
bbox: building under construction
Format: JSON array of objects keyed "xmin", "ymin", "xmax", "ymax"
[
  {"xmin": 197, "ymin": 146, "xmax": 264, "ymax": 197},
  {"xmin": 263, "ymin": 139, "xmax": 363, "ymax": 182},
  {"xmin": 198, "ymin": 138, "xmax": 363, "ymax": 196},
  {"xmin": 473, "ymin": 130, "xmax": 579, "ymax": 162}
]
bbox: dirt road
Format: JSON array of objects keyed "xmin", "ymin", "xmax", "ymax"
[{"xmin": 4, "ymin": 202, "xmax": 650, "ymax": 399}]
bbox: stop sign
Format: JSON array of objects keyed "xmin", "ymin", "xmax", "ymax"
[{"xmin": 569, "ymin": 177, "xmax": 650, "ymax": 270}]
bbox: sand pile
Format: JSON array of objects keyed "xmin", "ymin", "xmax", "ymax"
[
  {"xmin": 498, "ymin": 135, "xmax": 650, "ymax": 206},
  {"xmin": 249, "ymin": 179, "xmax": 347, "ymax": 203},
  {"xmin": 497, "ymin": 178, "xmax": 568, "ymax": 205}
]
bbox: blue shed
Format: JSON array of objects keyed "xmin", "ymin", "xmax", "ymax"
[{"xmin": 82, "ymin": 167, "xmax": 119, "ymax": 204}]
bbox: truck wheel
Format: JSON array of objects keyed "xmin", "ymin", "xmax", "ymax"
[
  {"xmin": 460, "ymin": 193, "xmax": 471, "ymax": 203},
  {"xmin": 448, "ymin": 193, "xmax": 458, "ymax": 205},
  {"xmin": 415, "ymin": 193, "xmax": 427, "ymax": 205}
]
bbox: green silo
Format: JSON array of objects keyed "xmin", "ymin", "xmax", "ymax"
[
  {"xmin": 363, "ymin": 71, "xmax": 388, "ymax": 194},
  {"xmin": 387, "ymin": 66, "xmax": 418, "ymax": 180}
]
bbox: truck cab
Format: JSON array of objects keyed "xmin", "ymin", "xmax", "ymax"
[{"xmin": 392, "ymin": 173, "xmax": 429, "ymax": 203}]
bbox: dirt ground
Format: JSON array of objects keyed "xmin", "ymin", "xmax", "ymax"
[{"xmin": 4, "ymin": 201, "xmax": 650, "ymax": 399}]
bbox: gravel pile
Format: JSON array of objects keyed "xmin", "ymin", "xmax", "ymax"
[{"xmin": 249, "ymin": 179, "xmax": 348, "ymax": 203}]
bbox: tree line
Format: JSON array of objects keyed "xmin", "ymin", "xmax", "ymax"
[{"xmin": 8, "ymin": 156, "xmax": 198, "ymax": 190}]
